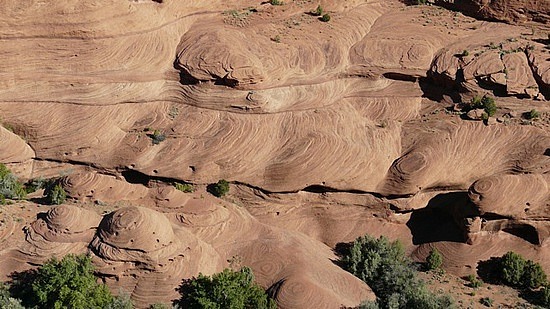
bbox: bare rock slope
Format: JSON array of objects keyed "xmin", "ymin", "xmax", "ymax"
[{"xmin": 0, "ymin": 0, "xmax": 549, "ymax": 308}]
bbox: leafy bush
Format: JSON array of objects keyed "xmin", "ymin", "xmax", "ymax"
[
  {"xmin": 176, "ymin": 267, "xmax": 276, "ymax": 309},
  {"xmin": 270, "ymin": 0, "xmax": 283, "ymax": 5},
  {"xmin": 174, "ymin": 182, "xmax": 195, "ymax": 193},
  {"xmin": 105, "ymin": 291, "xmax": 133, "ymax": 309},
  {"xmin": 500, "ymin": 251, "xmax": 526, "ymax": 286},
  {"xmin": 481, "ymin": 96, "xmax": 497, "ymax": 116},
  {"xmin": 150, "ymin": 130, "xmax": 166, "ymax": 145},
  {"xmin": 321, "ymin": 13, "xmax": 331, "ymax": 22},
  {"xmin": 210, "ymin": 179, "xmax": 230, "ymax": 197},
  {"xmin": 498, "ymin": 251, "xmax": 547, "ymax": 289},
  {"xmin": 342, "ymin": 235, "xmax": 455, "ymax": 308},
  {"xmin": 539, "ymin": 284, "xmax": 550, "ymax": 307},
  {"xmin": 522, "ymin": 260, "xmax": 547, "ymax": 289},
  {"xmin": 527, "ymin": 109, "xmax": 540, "ymax": 119},
  {"xmin": 426, "ymin": 249, "xmax": 443, "ymax": 270},
  {"xmin": 313, "ymin": 5, "xmax": 323, "ymax": 16},
  {"xmin": 0, "ymin": 163, "xmax": 26, "ymax": 200},
  {"xmin": 465, "ymin": 274, "xmax": 483, "ymax": 288},
  {"xmin": 45, "ymin": 183, "xmax": 67, "ymax": 205},
  {"xmin": 149, "ymin": 303, "xmax": 170, "ymax": 309},
  {"xmin": 19, "ymin": 254, "xmax": 114, "ymax": 309},
  {"xmin": 470, "ymin": 95, "xmax": 497, "ymax": 117},
  {"xmin": 0, "ymin": 283, "xmax": 24, "ymax": 309},
  {"xmin": 24, "ymin": 176, "xmax": 48, "ymax": 194},
  {"xmin": 480, "ymin": 297, "xmax": 493, "ymax": 307}
]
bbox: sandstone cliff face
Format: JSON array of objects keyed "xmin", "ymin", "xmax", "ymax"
[
  {"xmin": 1, "ymin": 0, "xmax": 550, "ymax": 308},
  {"xmin": 434, "ymin": 0, "xmax": 550, "ymax": 23}
]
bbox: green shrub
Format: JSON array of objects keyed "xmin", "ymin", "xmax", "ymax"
[
  {"xmin": 313, "ymin": 5, "xmax": 323, "ymax": 16},
  {"xmin": 174, "ymin": 182, "xmax": 195, "ymax": 193},
  {"xmin": 358, "ymin": 300, "xmax": 380, "ymax": 309},
  {"xmin": 150, "ymin": 130, "xmax": 166, "ymax": 145},
  {"xmin": 176, "ymin": 267, "xmax": 276, "ymax": 309},
  {"xmin": 270, "ymin": 0, "xmax": 283, "ymax": 5},
  {"xmin": 500, "ymin": 251, "xmax": 526, "ymax": 286},
  {"xmin": 469, "ymin": 95, "xmax": 497, "ymax": 116},
  {"xmin": 321, "ymin": 13, "xmax": 331, "ymax": 22},
  {"xmin": 480, "ymin": 297, "xmax": 493, "ymax": 307},
  {"xmin": 522, "ymin": 260, "xmax": 547, "ymax": 289},
  {"xmin": 0, "ymin": 163, "xmax": 26, "ymax": 200},
  {"xmin": 24, "ymin": 176, "xmax": 48, "ymax": 193},
  {"xmin": 45, "ymin": 183, "xmax": 67, "ymax": 205},
  {"xmin": 465, "ymin": 274, "xmax": 483, "ymax": 288},
  {"xmin": 539, "ymin": 284, "xmax": 550, "ymax": 307},
  {"xmin": 342, "ymin": 235, "xmax": 455, "ymax": 308},
  {"xmin": 461, "ymin": 50, "xmax": 469, "ymax": 57},
  {"xmin": 149, "ymin": 303, "xmax": 170, "ymax": 309},
  {"xmin": 23, "ymin": 254, "xmax": 114, "ymax": 309},
  {"xmin": 105, "ymin": 292, "xmax": 133, "ymax": 309},
  {"xmin": 0, "ymin": 283, "xmax": 24, "ymax": 309},
  {"xmin": 527, "ymin": 109, "xmax": 540, "ymax": 119},
  {"xmin": 481, "ymin": 96, "xmax": 497, "ymax": 116},
  {"xmin": 426, "ymin": 249, "xmax": 443, "ymax": 270},
  {"xmin": 210, "ymin": 179, "xmax": 230, "ymax": 197}
]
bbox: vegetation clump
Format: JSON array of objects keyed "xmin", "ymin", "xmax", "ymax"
[
  {"xmin": 426, "ymin": 248, "xmax": 443, "ymax": 271},
  {"xmin": 176, "ymin": 267, "xmax": 276, "ymax": 309},
  {"xmin": 174, "ymin": 182, "xmax": 195, "ymax": 193},
  {"xmin": 270, "ymin": 0, "xmax": 283, "ymax": 5},
  {"xmin": 527, "ymin": 109, "xmax": 540, "ymax": 119},
  {"xmin": 470, "ymin": 95, "xmax": 497, "ymax": 117},
  {"xmin": 313, "ymin": 5, "xmax": 323, "ymax": 16},
  {"xmin": 342, "ymin": 234, "xmax": 455, "ymax": 308},
  {"xmin": 0, "ymin": 283, "xmax": 24, "ymax": 309},
  {"xmin": 13, "ymin": 254, "xmax": 116, "ymax": 309},
  {"xmin": 45, "ymin": 183, "xmax": 67, "ymax": 205},
  {"xmin": 150, "ymin": 130, "xmax": 166, "ymax": 145},
  {"xmin": 465, "ymin": 274, "xmax": 483, "ymax": 288},
  {"xmin": 480, "ymin": 297, "xmax": 493, "ymax": 307},
  {"xmin": 499, "ymin": 251, "xmax": 547, "ymax": 289},
  {"xmin": 210, "ymin": 179, "xmax": 230, "ymax": 197},
  {"xmin": 320, "ymin": 13, "xmax": 331, "ymax": 22},
  {"xmin": 0, "ymin": 163, "xmax": 26, "ymax": 200},
  {"xmin": 24, "ymin": 177, "xmax": 48, "ymax": 194}
]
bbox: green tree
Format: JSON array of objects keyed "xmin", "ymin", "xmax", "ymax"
[
  {"xmin": 321, "ymin": 13, "xmax": 331, "ymax": 22},
  {"xmin": 27, "ymin": 254, "xmax": 114, "ymax": 309},
  {"xmin": 0, "ymin": 163, "xmax": 26, "ymax": 200},
  {"xmin": 426, "ymin": 249, "xmax": 443, "ymax": 270},
  {"xmin": 45, "ymin": 183, "xmax": 66, "ymax": 205},
  {"xmin": 500, "ymin": 251, "xmax": 526, "ymax": 286},
  {"xmin": 210, "ymin": 179, "xmax": 230, "ymax": 197},
  {"xmin": 177, "ymin": 267, "xmax": 276, "ymax": 309},
  {"xmin": 539, "ymin": 284, "xmax": 550, "ymax": 307},
  {"xmin": 522, "ymin": 260, "xmax": 547, "ymax": 289},
  {"xmin": 342, "ymin": 235, "xmax": 455, "ymax": 308},
  {"xmin": 481, "ymin": 96, "xmax": 497, "ymax": 116},
  {"xmin": 174, "ymin": 182, "xmax": 195, "ymax": 193},
  {"xmin": 0, "ymin": 283, "xmax": 24, "ymax": 309},
  {"xmin": 313, "ymin": 5, "xmax": 323, "ymax": 16}
]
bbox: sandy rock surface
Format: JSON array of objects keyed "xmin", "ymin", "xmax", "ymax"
[{"xmin": 0, "ymin": 0, "xmax": 549, "ymax": 308}]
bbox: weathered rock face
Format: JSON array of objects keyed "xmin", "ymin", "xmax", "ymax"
[
  {"xmin": 428, "ymin": 28, "xmax": 549, "ymax": 99},
  {"xmin": 434, "ymin": 0, "xmax": 550, "ymax": 24}
]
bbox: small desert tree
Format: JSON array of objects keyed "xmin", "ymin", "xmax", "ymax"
[
  {"xmin": 177, "ymin": 267, "xmax": 276, "ymax": 309},
  {"xmin": 0, "ymin": 163, "xmax": 26, "ymax": 200},
  {"xmin": 426, "ymin": 249, "xmax": 443, "ymax": 270},
  {"xmin": 22, "ymin": 254, "xmax": 114, "ymax": 309},
  {"xmin": 210, "ymin": 179, "xmax": 230, "ymax": 197},
  {"xmin": 500, "ymin": 251, "xmax": 526, "ymax": 286},
  {"xmin": 45, "ymin": 183, "xmax": 67, "ymax": 205},
  {"xmin": 342, "ymin": 234, "xmax": 455, "ymax": 308}
]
